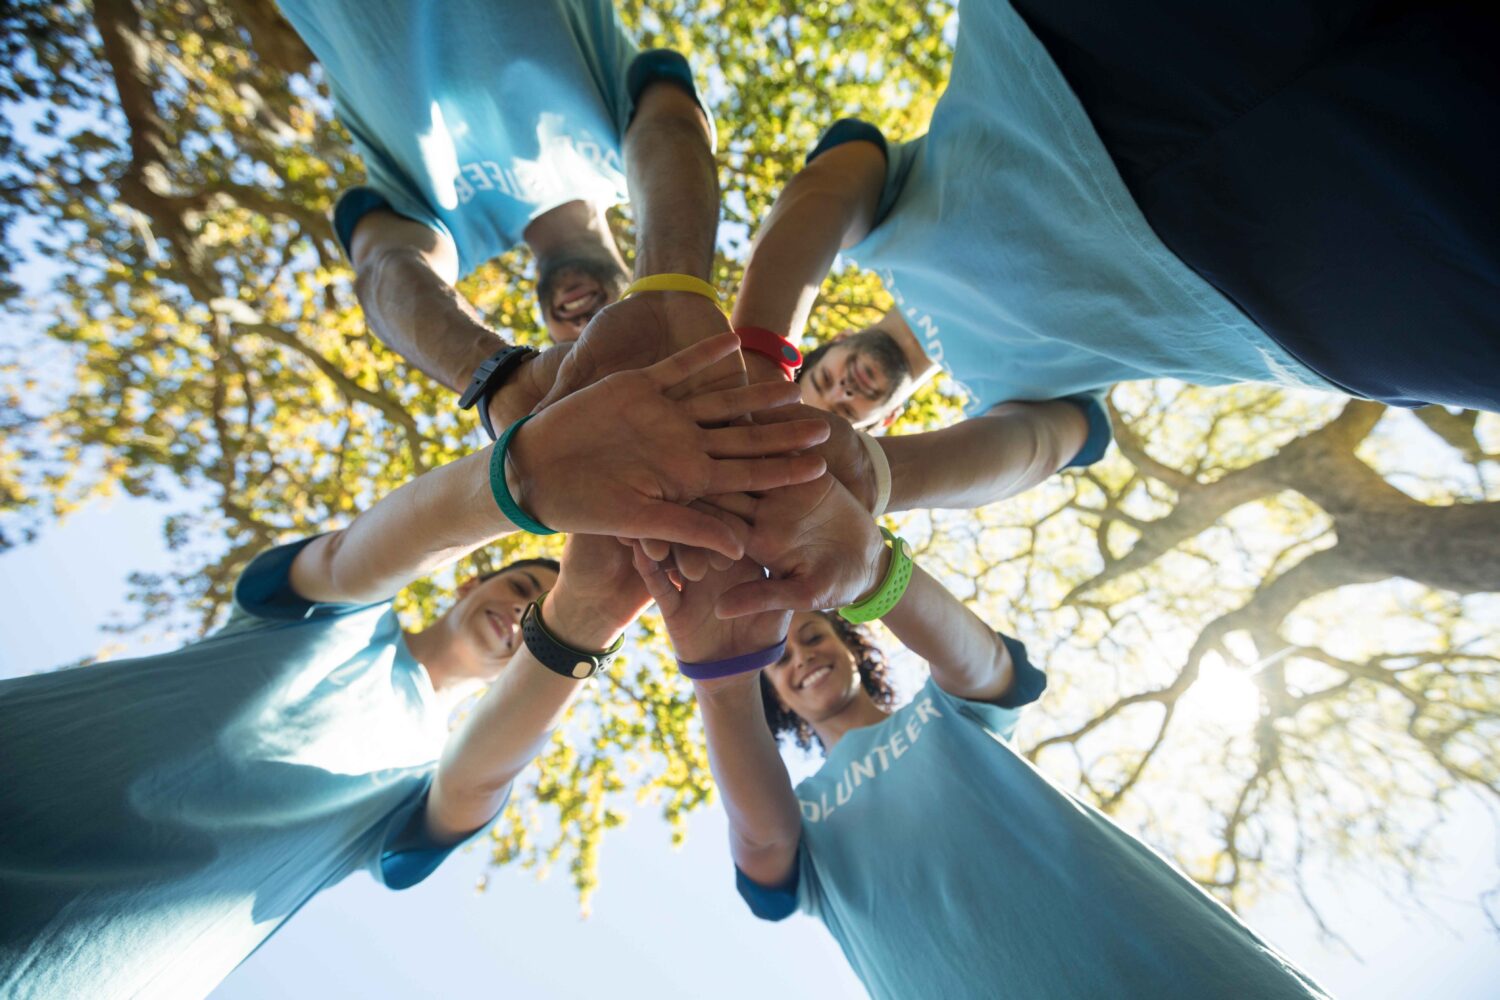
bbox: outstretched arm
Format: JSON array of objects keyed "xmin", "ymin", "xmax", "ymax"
[
  {"xmin": 730, "ymin": 139, "xmax": 887, "ymax": 384},
  {"xmin": 880, "ymin": 400, "xmax": 1089, "ymax": 512},
  {"xmin": 632, "ymin": 550, "xmax": 802, "ymax": 888},
  {"xmin": 882, "ymin": 561, "xmax": 1014, "ymax": 703},
  {"xmin": 625, "ymin": 78, "xmax": 718, "ymax": 282},
  {"xmin": 529, "ymin": 76, "xmax": 735, "ymax": 410},
  {"xmin": 289, "ymin": 336, "xmax": 830, "ymax": 606},
  {"xmin": 347, "ymin": 210, "xmax": 564, "ymax": 429},
  {"xmin": 425, "ymin": 534, "xmax": 650, "ymax": 841},
  {"xmin": 695, "ymin": 675, "xmax": 803, "ymax": 887}
]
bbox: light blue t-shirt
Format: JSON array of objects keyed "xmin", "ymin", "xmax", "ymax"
[
  {"xmin": 738, "ymin": 662, "xmax": 1328, "ymax": 999},
  {"xmin": 816, "ymin": 0, "xmax": 1337, "ymax": 445},
  {"xmin": 0, "ymin": 539, "xmax": 482, "ymax": 1000},
  {"xmin": 278, "ymin": 0, "xmax": 706, "ymax": 277}
]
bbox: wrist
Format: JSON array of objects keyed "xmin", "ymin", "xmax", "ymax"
[
  {"xmin": 851, "ymin": 542, "xmax": 893, "ymax": 606},
  {"xmin": 542, "ymin": 582, "xmax": 623, "ymax": 653},
  {"xmin": 743, "ymin": 350, "xmax": 789, "ymax": 385},
  {"xmin": 497, "ymin": 416, "xmax": 556, "ymax": 534},
  {"xmin": 693, "ymin": 669, "xmax": 762, "ymax": 701},
  {"xmin": 485, "ymin": 351, "xmax": 557, "ymax": 434}
]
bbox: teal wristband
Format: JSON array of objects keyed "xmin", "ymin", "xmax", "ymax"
[
  {"xmin": 489, "ymin": 414, "xmax": 556, "ymax": 535},
  {"xmin": 838, "ymin": 527, "xmax": 913, "ymax": 624}
]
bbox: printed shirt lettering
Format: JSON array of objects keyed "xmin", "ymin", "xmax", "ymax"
[{"xmin": 798, "ymin": 696, "xmax": 942, "ymax": 823}]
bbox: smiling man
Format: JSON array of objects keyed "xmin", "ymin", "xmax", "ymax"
[
  {"xmin": 276, "ymin": 0, "xmax": 720, "ymax": 432},
  {"xmin": 795, "ymin": 308, "xmax": 936, "ymax": 429},
  {"xmin": 737, "ymin": 0, "xmax": 1498, "ymax": 499}
]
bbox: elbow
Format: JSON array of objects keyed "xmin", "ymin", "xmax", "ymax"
[{"xmin": 352, "ymin": 244, "xmax": 426, "ymax": 306}]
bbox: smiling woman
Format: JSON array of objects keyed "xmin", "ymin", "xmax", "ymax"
[
  {"xmin": 760, "ymin": 613, "xmax": 896, "ymax": 751},
  {"xmin": 645, "ymin": 529, "xmax": 1332, "ymax": 1000}
]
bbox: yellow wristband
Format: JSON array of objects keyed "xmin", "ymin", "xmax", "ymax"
[{"xmin": 621, "ymin": 273, "xmax": 724, "ymax": 310}]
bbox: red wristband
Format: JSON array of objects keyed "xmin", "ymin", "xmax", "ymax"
[{"xmin": 734, "ymin": 326, "xmax": 802, "ymax": 382}]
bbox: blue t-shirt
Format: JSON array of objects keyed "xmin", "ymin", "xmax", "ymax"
[
  {"xmin": 813, "ymin": 0, "xmax": 1338, "ymax": 460},
  {"xmin": 0, "ymin": 539, "xmax": 486, "ymax": 1000},
  {"xmin": 737, "ymin": 645, "xmax": 1328, "ymax": 1000},
  {"xmin": 278, "ymin": 0, "xmax": 709, "ymax": 277}
]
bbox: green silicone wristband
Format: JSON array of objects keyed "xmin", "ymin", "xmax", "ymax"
[
  {"xmin": 489, "ymin": 414, "xmax": 556, "ymax": 536},
  {"xmin": 838, "ymin": 526, "xmax": 913, "ymax": 624}
]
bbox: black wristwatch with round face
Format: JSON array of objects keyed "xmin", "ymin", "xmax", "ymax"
[
  {"xmin": 520, "ymin": 597, "xmax": 623, "ymax": 680},
  {"xmin": 458, "ymin": 344, "xmax": 539, "ymax": 441}
]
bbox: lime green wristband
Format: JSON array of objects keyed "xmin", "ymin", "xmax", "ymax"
[
  {"xmin": 838, "ymin": 527, "xmax": 913, "ymax": 624},
  {"xmin": 489, "ymin": 414, "xmax": 556, "ymax": 536}
]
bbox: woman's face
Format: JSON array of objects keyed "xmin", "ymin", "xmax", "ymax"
[{"xmin": 765, "ymin": 612, "xmax": 863, "ymax": 723}]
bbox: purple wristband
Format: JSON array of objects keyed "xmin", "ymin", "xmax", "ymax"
[{"xmin": 678, "ymin": 639, "xmax": 788, "ymax": 681}]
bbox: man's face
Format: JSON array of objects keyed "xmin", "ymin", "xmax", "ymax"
[
  {"xmin": 538, "ymin": 259, "xmax": 627, "ymax": 344},
  {"xmin": 798, "ymin": 332, "xmax": 907, "ymax": 428},
  {"xmin": 450, "ymin": 564, "xmax": 560, "ymax": 675}
]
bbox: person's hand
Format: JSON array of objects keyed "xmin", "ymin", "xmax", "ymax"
[
  {"xmin": 508, "ymin": 333, "xmax": 830, "ymax": 560},
  {"xmin": 531, "ymin": 291, "xmax": 743, "ymax": 412},
  {"xmin": 707, "ymin": 472, "xmax": 887, "ymax": 619},
  {"xmin": 631, "ymin": 545, "xmax": 791, "ymax": 674},
  {"xmin": 555, "ymin": 533, "xmax": 653, "ymax": 639},
  {"xmin": 748, "ymin": 403, "xmax": 878, "ymax": 512}
]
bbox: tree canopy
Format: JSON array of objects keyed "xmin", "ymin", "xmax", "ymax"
[{"xmin": 3, "ymin": 0, "xmax": 1496, "ymax": 929}]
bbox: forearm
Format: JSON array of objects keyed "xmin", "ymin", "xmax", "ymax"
[
  {"xmin": 731, "ymin": 142, "xmax": 886, "ymax": 382},
  {"xmin": 882, "ymin": 563, "xmax": 1013, "ymax": 702},
  {"xmin": 882, "ymin": 400, "xmax": 1088, "ymax": 511},
  {"xmin": 730, "ymin": 181, "xmax": 850, "ymax": 347},
  {"xmin": 624, "ymin": 83, "xmax": 718, "ymax": 279},
  {"xmin": 694, "ymin": 675, "xmax": 802, "ymax": 883},
  {"xmin": 355, "ymin": 246, "xmax": 508, "ymax": 391},
  {"xmin": 426, "ymin": 582, "xmax": 620, "ymax": 842},
  {"xmin": 290, "ymin": 447, "xmax": 513, "ymax": 605}
]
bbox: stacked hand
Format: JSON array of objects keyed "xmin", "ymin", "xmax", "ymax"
[
  {"xmin": 533, "ymin": 291, "xmax": 743, "ymax": 411},
  {"xmin": 507, "ymin": 333, "xmax": 829, "ymax": 559},
  {"xmin": 631, "ymin": 546, "xmax": 792, "ymax": 675},
  {"xmin": 492, "ymin": 302, "xmax": 892, "ymax": 632},
  {"xmin": 704, "ymin": 473, "xmax": 887, "ymax": 619}
]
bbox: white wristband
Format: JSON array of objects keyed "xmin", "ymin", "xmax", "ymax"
[{"xmin": 856, "ymin": 430, "xmax": 892, "ymax": 518}]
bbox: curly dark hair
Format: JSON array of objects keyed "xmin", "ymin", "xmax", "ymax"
[{"xmin": 760, "ymin": 612, "xmax": 898, "ymax": 752}]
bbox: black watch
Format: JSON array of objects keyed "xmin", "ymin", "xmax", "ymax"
[
  {"xmin": 521, "ymin": 596, "xmax": 623, "ymax": 680},
  {"xmin": 458, "ymin": 344, "xmax": 539, "ymax": 441}
]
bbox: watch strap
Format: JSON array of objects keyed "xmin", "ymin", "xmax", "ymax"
[
  {"xmin": 521, "ymin": 595, "xmax": 624, "ymax": 680},
  {"xmin": 734, "ymin": 326, "xmax": 802, "ymax": 381},
  {"xmin": 458, "ymin": 344, "xmax": 539, "ymax": 441},
  {"xmin": 838, "ymin": 526, "xmax": 913, "ymax": 624}
]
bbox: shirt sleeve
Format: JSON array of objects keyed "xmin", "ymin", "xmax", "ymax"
[
  {"xmin": 926, "ymin": 633, "xmax": 1047, "ymax": 741},
  {"xmin": 625, "ymin": 49, "xmax": 718, "ymax": 150},
  {"xmin": 734, "ymin": 836, "xmax": 821, "ymax": 922},
  {"xmin": 806, "ymin": 117, "xmax": 924, "ymax": 235},
  {"xmin": 369, "ymin": 779, "xmax": 513, "ymax": 891},
  {"xmin": 227, "ymin": 536, "xmax": 388, "ymax": 627},
  {"xmin": 1059, "ymin": 389, "xmax": 1113, "ymax": 469},
  {"xmin": 331, "ymin": 185, "xmax": 455, "ymax": 266}
]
